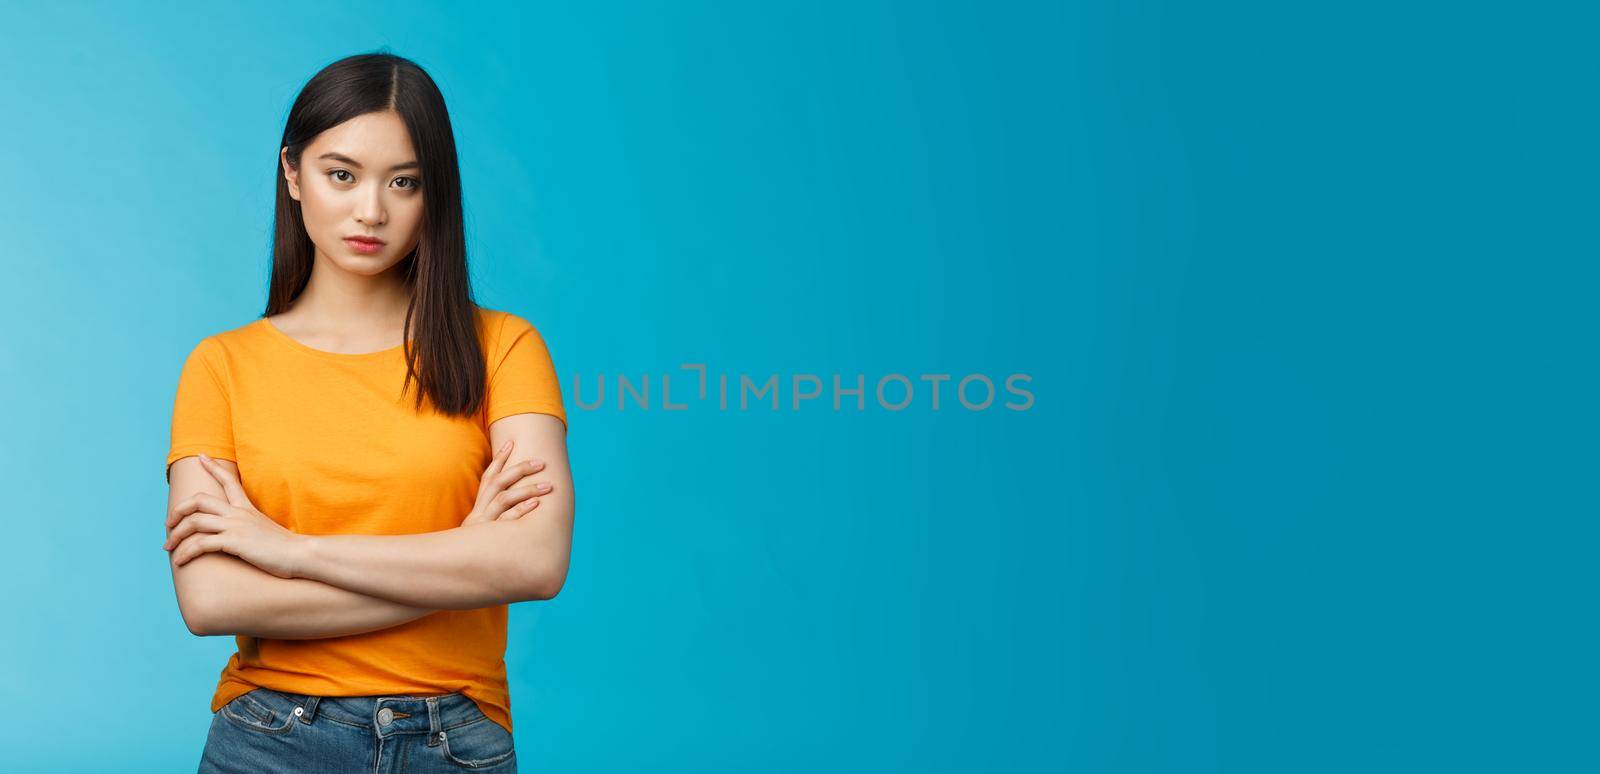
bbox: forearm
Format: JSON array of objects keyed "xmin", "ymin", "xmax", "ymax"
[
  {"xmin": 295, "ymin": 520, "xmax": 541, "ymax": 610},
  {"xmin": 186, "ymin": 553, "xmax": 436, "ymax": 639}
]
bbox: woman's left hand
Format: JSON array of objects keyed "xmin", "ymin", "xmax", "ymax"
[{"xmin": 164, "ymin": 453, "xmax": 307, "ymax": 578}]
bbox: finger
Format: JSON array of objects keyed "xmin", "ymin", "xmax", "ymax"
[
  {"xmin": 167, "ymin": 497, "xmax": 191, "ymax": 530},
  {"xmin": 164, "ymin": 513, "xmax": 223, "ymax": 550},
  {"xmin": 172, "ymin": 533, "xmax": 223, "ymax": 566},
  {"xmin": 509, "ymin": 472, "xmax": 554, "ymax": 494},
  {"xmin": 480, "ymin": 440, "xmax": 513, "ymax": 487},
  {"xmin": 198, "ymin": 454, "xmax": 251, "ymax": 507},
  {"xmin": 495, "ymin": 460, "xmax": 545, "ymax": 490},
  {"xmin": 167, "ymin": 495, "xmax": 204, "ymax": 529},
  {"xmin": 507, "ymin": 469, "xmax": 553, "ymax": 492},
  {"xmin": 499, "ymin": 496, "xmax": 541, "ymax": 521},
  {"xmin": 495, "ymin": 484, "xmax": 542, "ymax": 510},
  {"xmin": 477, "ymin": 441, "xmax": 515, "ymax": 494},
  {"xmin": 166, "ymin": 512, "xmax": 226, "ymax": 548},
  {"xmin": 192, "ymin": 492, "xmax": 236, "ymax": 518},
  {"xmin": 489, "ymin": 440, "xmax": 514, "ymax": 474},
  {"xmin": 167, "ymin": 494, "xmax": 225, "ymax": 529},
  {"xmin": 171, "ymin": 533, "xmax": 225, "ymax": 566}
]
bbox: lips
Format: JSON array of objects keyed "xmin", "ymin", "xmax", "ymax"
[{"xmin": 344, "ymin": 236, "xmax": 386, "ymax": 254}]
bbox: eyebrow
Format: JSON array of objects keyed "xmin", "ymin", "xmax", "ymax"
[{"xmin": 316, "ymin": 152, "xmax": 420, "ymax": 172}]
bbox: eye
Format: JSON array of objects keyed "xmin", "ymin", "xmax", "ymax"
[
  {"xmin": 395, "ymin": 176, "xmax": 421, "ymax": 190},
  {"xmin": 328, "ymin": 169, "xmax": 354, "ymax": 183}
]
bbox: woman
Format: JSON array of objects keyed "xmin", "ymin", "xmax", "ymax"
[{"xmin": 162, "ymin": 52, "xmax": 572, "ymax": 773}]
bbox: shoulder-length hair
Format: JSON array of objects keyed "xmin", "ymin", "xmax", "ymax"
[{"xmin": 266, "ymin": 50, "xmax": 486, "ymax": 418}]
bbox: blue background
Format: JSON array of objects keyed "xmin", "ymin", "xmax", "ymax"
[{"xmin": 1, "ymin": 1, "xmax": 1593, "ymax": 771}]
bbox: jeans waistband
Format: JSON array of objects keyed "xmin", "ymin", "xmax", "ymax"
[{"xmin": 247, "ymin": 687, "xmax": 486, "ymax": 738}]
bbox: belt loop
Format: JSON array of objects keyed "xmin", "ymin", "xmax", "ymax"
[
  {"xmin": 426, "ymin": 696, "xmax": 443, "ymax": 747},
  {"xmin": 298, "ymin": 695, "xmax": 322, "ymax": 725}
]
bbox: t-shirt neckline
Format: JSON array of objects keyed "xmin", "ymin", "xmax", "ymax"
[{"xmin": 257, "ymin": 317, "xmax": 408, "ymax": 360}]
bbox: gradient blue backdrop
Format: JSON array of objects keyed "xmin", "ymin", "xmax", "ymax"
[{"xmin": 1, "ymin": 1, "xmax": 1593, "ymax": 772}]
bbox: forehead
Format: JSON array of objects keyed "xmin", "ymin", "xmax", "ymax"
[{"xmin": 305, "ymin": 110, "xmax": 416, "ymax": 163}]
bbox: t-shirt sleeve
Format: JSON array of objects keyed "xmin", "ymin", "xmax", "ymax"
[
  {"xmin": 166, "ymin": 337, "xmax": 236, "ymax": 483},
  {"xmin": 485, "ymin": 312, "xmax": 568, "ymax": 431}
]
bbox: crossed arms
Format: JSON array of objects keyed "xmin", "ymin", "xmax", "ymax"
[{"xmin": 165, "ymin": 412, "xmax": 573, "ymax": 638}]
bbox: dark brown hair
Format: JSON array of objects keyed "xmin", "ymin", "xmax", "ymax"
[{"xmin": 266, "ymin": 50, "xmax": 486, "ymax": 418}]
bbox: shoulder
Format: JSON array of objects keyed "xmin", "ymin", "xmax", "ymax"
[
  {"xmin": 474, "ymin": 305, "xmax": 509, "ymax": 335},
  {"xmin": 476, "ymin": 307, "xmax": 548, "ymax": 351},
  {"xmin": 214, "ymin": 320, "xmax": 260, "ymax": 347},
  {"xmin": 179, "ymin": 318, "xmax": 268, "ymax": 376}
]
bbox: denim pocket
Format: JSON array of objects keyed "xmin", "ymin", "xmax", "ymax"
[
  {"xmin": 438, "ymin": 714, "xmax": 515, "ymax": 769},
  {"xmin": 219, "ymin": 689, "xmax": 299, "ymax": 736}
]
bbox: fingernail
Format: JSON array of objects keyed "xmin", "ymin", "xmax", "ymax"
[
  {"xmin": 199, "ymin": 453, "xmax": 210, "ymax": 462},
  {"xmin": 537, "ymin": 483, "xmax": 551, "ymax": 492}
]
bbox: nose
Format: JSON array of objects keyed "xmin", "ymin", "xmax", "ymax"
[{"xmin": 354, "ymin": 191, "xmax": 386, "ymax": 227}]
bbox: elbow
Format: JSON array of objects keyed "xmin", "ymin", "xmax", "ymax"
[
  {"xmin": 542, "ymin": 566, "xmax": 569, "ymax": 600},
  {"xmin": 510, "ymin": 500, "xmax": 574, "ymax": 602},
  {"xmin": 176, "ymin": 579, "xmax": 232, "ymax": 636},
  {"xmin": 172, "ymin": 556, "xmax": 219, "ymax": 635},
  {"xmin": 178, "ymin": 594, "xmax": 216, "ymax": 637},
  {"xmin": 523, "ymin": 563, "xmax": 568, "ymax": 601}
]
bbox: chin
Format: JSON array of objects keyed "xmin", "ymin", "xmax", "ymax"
[
  {"xmin": 322, "ymin": 250, "xmax": 401, "ymax": 275},
  {"xmin": 349, "ymin": 259, "xmax": 405, "ymax": 276}
]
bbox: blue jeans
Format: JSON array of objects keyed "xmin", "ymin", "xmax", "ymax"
[{"xmin": 197, "ymin": 687, "xmax": 517, "ymax": 772}]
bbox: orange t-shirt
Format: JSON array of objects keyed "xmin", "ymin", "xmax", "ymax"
[{"xmin": 165, "ymin": 306, "xmax": 566, "ymax": 735}]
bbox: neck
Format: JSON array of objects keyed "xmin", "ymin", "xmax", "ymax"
[{"xmin": 290, "ymin": 249, "xmax": 413, "ymax": 329}]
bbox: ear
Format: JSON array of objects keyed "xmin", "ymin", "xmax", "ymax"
[{"xmin": 281, "ymin": 146, "xmax": 301, "ymax": 201}]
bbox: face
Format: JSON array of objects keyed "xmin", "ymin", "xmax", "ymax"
[{"xmin": 281, "ymin": 110, "xmax": 424, "ymax": 278}]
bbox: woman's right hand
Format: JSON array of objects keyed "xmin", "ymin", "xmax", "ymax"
[{"xmin": 462, "ymin": 440, "xmax": 553, "ymax": 526}]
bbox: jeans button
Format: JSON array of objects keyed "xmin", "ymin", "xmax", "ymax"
[{"xmin": 378, "ymin": 707, "xmax": 394, "ymax": 725}]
